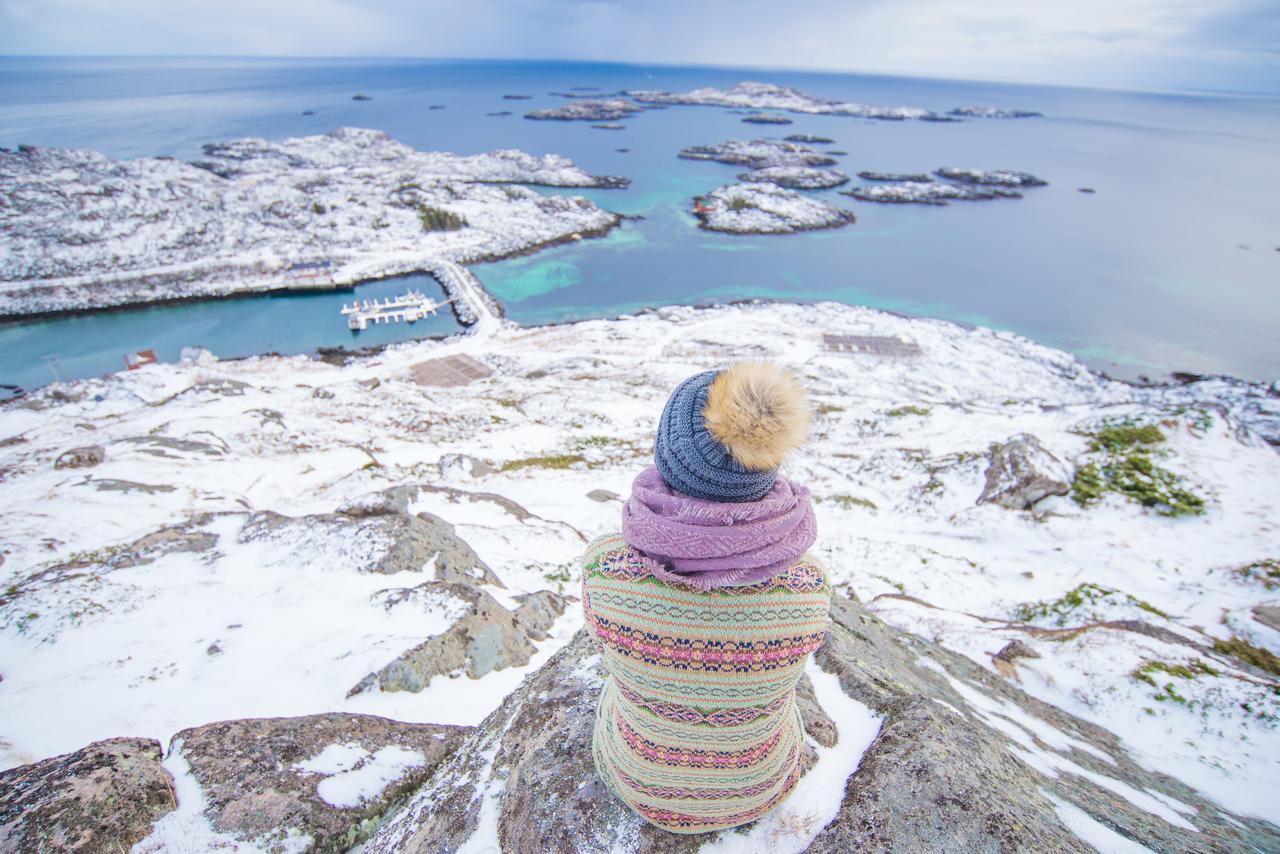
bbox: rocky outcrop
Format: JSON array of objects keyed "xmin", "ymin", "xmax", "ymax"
[
  {"xmin": 512, "ymin": 589, "xmax": 570, "ymax": 641},
  {"xmin": 352, "ymin": 581, "xmax": 538, "ymax": 693},
  {"xmin": 694, "ymin": 183, "xmax": 856, "ymax": 235},
  {"xmin": 977, "ymin": 433, "xmax": 1072, "ymax": 509},
  {"xmin": 364, "ymin": 593, "xmax": 1279, "ymax": 852},
  {"xmin": 0, "ymin": 737, "xmax": 175, "ymax": 852},
  {"xmin": 172, "ymin": 713, "xmax": 470, "ymax": 852},
  {"xmin": 53, "ymin": 445, "xmax": 104, "ymax": 469}
]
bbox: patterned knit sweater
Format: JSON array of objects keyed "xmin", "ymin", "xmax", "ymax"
[{"xmin": 581, "ymin": 533, "xmax": 832, "ymax": 834}]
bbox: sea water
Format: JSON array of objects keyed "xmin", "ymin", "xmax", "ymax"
[{"xmin": 1, "ymin": 56, "xmax": 1277, "ymax": 391}]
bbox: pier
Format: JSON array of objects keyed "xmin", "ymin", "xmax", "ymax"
[{"xmin": 340, "ymin": 290, "xmax": 450, "ymax": 331}]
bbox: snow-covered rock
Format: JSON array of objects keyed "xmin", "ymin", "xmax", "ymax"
[
  {"xmin": 524, "ymin": 99, "xmax": 643, "ymax": 121},
  {"xmin": 977, "ymin": 433, "xmax": 1072, "ymax": 509},
  {"xmin": 150, "ymin": 714, "xmax": 469, "ymax": 852},
  {"xmin": 695, "ymin": 182, "xmax": 857, "ymax": 234},
  {"xmin": 738, "ymin": 166, "xmax": 850, "ymax": 189},
  {"xmin": 0, "ymin": 738, "xmax": 175, "ymax": 852},
  {"xmin": 0, "ymin": 128, "xmax": 625, "ymax": 317},
  {"xmin": 680, "ymin": 137, "xmax": 837, "ymax": 169}
]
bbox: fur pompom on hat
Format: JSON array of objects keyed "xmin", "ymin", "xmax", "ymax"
[{"xmin": 653, "ymin": 362, "xmax": 810, "ymax": 502}]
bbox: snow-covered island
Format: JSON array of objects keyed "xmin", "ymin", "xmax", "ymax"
[
  {"xmin": 936, "ymin": 167, "xmax": 1048, "ymax": 187},
  {"xmin": 844, "ymin": 168, "xmax": 1049, "ymax": 205},
  {"xmin": 0, "ymin": 128, "xmax": 628, "ymax": 318},
  {"xmin": 693, "ymin": 182, "xmax": 856, "ymax": 233},
  {"xmin": 627, "ymin": 80, "xmax": 1041, "ymax": 123},
  {"xmin": 858, "ymin": 170, "xmax": 933, "ymax": 182},
  {"xmin": 844, "ymin": 181, "xmax": 1024, "ymax": 205},
  {"xmin": 1, "ymin": 300, "xmax": 1278, "ymax": 851},
  {"xmin": 679, "ymin": 137, "xmax": 838, "ymax": 169},
  {"xmin": 737, "ymin": 165, "xmax": 851, "ymax": 189},
  {"xmin": 786, "ymin": 133, "xmax": 836, "ymax": 144},
  {"xmin": 523, "ymin": 99, "xmax": 644, "ymax": 121}
]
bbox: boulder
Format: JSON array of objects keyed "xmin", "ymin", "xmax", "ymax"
[
  {"xmin": 512, "ymin": 589, "xmax": 570, "ymax": 641},
  {"xmin": 0, "ymin": 737, "xmax": 175, "ymax": 852},
  {"xmin": 365, "ymin": 593, "xmax": 1279, "ymax": 852},
  {"xmin": 171, "ymin": 713, "xmax": 470, "ymax": 852},
  {"xmin": 352, "ymin": 581, "xmax": 538, "ymax": 694},
  {"xmin": 53, "ymin": 445, "xmax": 104, "ymax": 469},
  {"xmin": 1253, "ymin": 605, "xmax": 1280, "ymax": 632},
  {"xmin": 237, "ymin": 508, "xmax": 502, "ymax": 585},
  {"xmin": 586, "ymin": 489, "xmax": 620, "ymax": 503},
  {"xmin": 977, "ymin": 433, "xmax": 1071, "ymax": 509}
]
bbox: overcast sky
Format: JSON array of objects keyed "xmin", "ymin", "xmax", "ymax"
[{"xmin": 2, "ymin": 0, "xmax": 1276, "ymax": 93}]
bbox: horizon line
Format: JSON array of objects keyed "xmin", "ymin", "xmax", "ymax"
[{"xmin": 1, "ymin": 53, "xmax": 1276, "ymax": 99}]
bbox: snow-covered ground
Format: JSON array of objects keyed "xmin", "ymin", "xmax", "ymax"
[
  {"xmin": 0, "ymin": 128, "xmax": 624, "ymax": 316},
  {"xmin": 1, "ymin": 299, "xmax": 1278, "ymax": 827}
]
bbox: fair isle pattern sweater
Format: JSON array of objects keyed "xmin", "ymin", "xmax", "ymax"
[{"xmin": 581, "ymin": 533, "xmax": 832, "ymax": 834}]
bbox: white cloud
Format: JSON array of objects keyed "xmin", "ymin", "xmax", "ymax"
[{"xmin": 0, "ymin": 0, "xmax": 1275, "ymax": 92}]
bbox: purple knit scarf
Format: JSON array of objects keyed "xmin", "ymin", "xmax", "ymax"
[{"xmin": 620, "ymin": 465, "xmax": 817, "ymax": 590}]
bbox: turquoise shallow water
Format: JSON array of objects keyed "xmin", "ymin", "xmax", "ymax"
[{"xmin": 2, "ymin": 57, "xmax": 1278, "ymax": 391}]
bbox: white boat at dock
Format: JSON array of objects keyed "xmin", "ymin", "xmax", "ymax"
[{"xmin": 340, "ymin": 289, "xmax": 451, "ymax": 331}]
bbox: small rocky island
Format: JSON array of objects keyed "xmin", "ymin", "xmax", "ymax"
[
  {"xmin": 693, "ymin": 182, "xmax": 856, "ymax": 233},
  {"xmin": 950, "ymin": 105, "xmax": 1043, "ymax": 118},
  {"xmin": 523, "ymin": 99, "xmax": 643, "ymax": 121},
  {"xmin": 0, "ymin": 128, "xmax": 629, "ymax": 317},
  {"xmin": 741, "ymin": 112, "xmax": 793, "ymax": 124},
  {"xmin": 844, "ymin": 168, "xmax": 1049, "ymax": 204},
  {"xmin": 786, "ymin": 133, "xmax": 835, "ymax": 144}
]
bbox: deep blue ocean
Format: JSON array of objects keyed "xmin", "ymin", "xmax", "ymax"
[{"xmin": 2, "ymin": 57, "xmax": 1278, "ymax": 390}]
